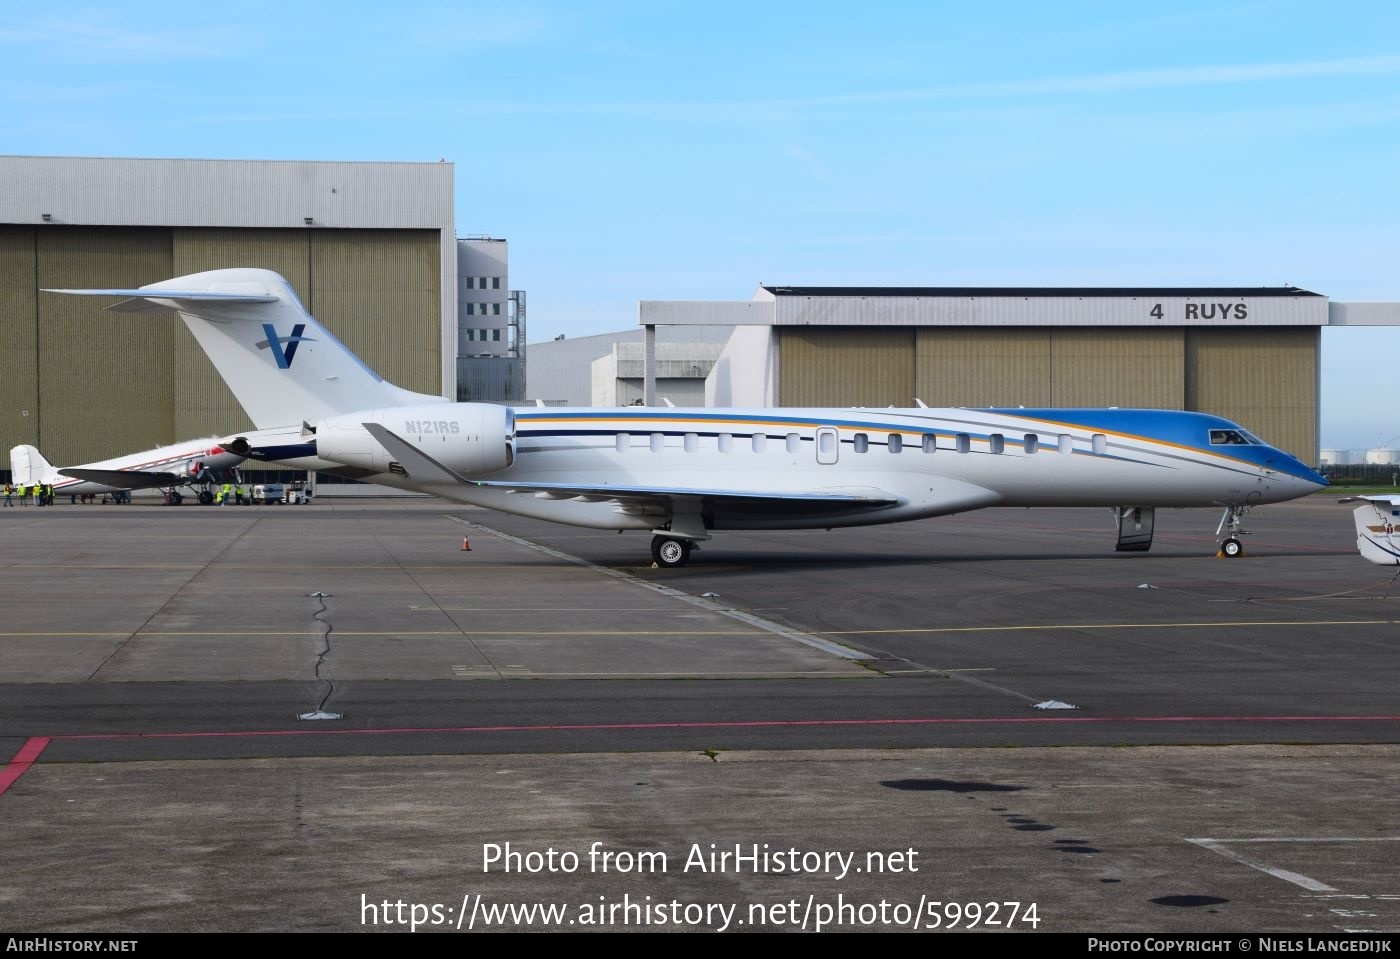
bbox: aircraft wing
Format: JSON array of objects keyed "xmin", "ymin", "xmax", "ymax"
[
  {"xmin": 59, "ymin": 468, "xmax": 182, "ymax": 489},
  {"xmin": 359, "ymin": 423, "xmax": 901, "ymax": 513},
  {"xmin": 469, "ymin": 479, "xmax": 901, "ymax": 507},
  {"xmin": 1339, "ymin": 495, "xmax": 1400, "ymax": 508}
]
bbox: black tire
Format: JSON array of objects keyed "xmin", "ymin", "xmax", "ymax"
[
  {"xmin": 1221, "ymin": 537, "xmax": 1244, "ymax": 558},
  {"xmin": 651, "ymin": 535, "xmax": 691, "ymax": 568}
]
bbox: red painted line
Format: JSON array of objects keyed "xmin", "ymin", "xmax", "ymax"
[
  {"xmin": 0, "ymin": 737, "xmax": 51, "ymax": 796},
  {"xmin": 46, "ymin": 714, "xmax": 1400, "ymax": 743}
]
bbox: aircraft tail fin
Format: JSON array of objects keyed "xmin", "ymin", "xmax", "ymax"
[
  {"xmin": 9, "ymin": 445, "xmax": 55, "ymax": 486},
  {"xmin": 1346, "ymin": 496, "xmax": 1400, "ymax": 566},
  {"xmin": 45, "ymin": 268, "xmax": 443, "ymax": 429}
]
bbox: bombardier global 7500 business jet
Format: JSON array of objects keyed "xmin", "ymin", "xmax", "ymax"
[{"xmin": 47, "ymin": 269, "xmax": 1327, "ymax": 567}]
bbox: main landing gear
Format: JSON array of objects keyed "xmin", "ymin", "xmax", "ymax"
[
  {"xmin": 651, "ymin": 535, "xmax": 698, "ymax": 569},
  {"xmin": 1217, "ymin": 505, "xmax": 1251, "ymax": 558}
]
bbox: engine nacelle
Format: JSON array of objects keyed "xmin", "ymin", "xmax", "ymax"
[{"xmin": 312, "ymin": 402, "xmax": 515, "ymax": 477}]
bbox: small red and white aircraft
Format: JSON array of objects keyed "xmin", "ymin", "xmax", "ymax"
[{"xmin": 9, "ymin": 439, "xmax": 245, "ymax": 501}]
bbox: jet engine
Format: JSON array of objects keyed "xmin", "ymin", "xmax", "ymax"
[{"xmin": 311, "ymin": 402, "xmax": 515, "ymax": 478}]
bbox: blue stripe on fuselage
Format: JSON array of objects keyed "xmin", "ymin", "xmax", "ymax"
[{"xmin": 998, "ymin": 409, "xmax": 1326, "ymax": 485}]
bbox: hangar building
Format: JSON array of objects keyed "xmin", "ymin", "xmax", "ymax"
[
  {"xmin": 0, "ymin": 156, "xmax": 520, "ymax": 469},
  {"xmin": 642, "ymin": 286, "xmax": 1398, "ymax": 462}
]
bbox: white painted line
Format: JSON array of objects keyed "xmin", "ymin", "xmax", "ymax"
[
  {"xmin": 1186, "ymin": 839, "xmax": 1338, "ymax": 892},
  {"xmin": 446, "ymin": 516, "xmax": 865, "ymax": 661}
]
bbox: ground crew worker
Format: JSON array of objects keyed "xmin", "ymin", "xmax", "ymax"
[
  {"xmin": 20, "ymin": 484, "xmax": 31, "ymax": 506},
  {"xmin": 3, "ymin": 483, "xmax": 12, "ymax": 507},
  {"xmin": 221, "ymin": 483, "xmax": 232, "ymax": 506},
  {"xmin": 42, "ymin": 483, "xmax": 53, "ymax": 506},
  {"xmin": 234, "ymin": 484, "xmax": 246, "ymax": 505}
]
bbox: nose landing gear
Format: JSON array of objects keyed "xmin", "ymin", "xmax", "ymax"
[{"xmin": 1217, "ymin": 505, "xmax": 1252, "ymax": 558}]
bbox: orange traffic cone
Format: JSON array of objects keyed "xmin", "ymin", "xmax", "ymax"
[{"xmin": 461, "ymin": 536, "xmax": 472, "ymax": 551}]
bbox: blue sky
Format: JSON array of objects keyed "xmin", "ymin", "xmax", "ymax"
[{"xmin": 3, "ymin": 2, "xmax": 1398, "ymax": 449}]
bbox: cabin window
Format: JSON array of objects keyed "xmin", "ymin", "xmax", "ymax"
[
  {"xmin": 752, "ymin": 433, "xmax": 767, "ymax": 453},
  {"xmin": 990, "ymin": 433, "xmax": 1005, "ymax": 454},
  {"xmin": 718, "ymin": 433, "xmax": 733, "ymax": 453},
  {"xmin": 888, "ymin": 433, "xmax": 902, "ymax": 453},
  {"xmin": 853, "ymin": 433, "xmax": 869, "ymax": 454},
  {"xmin": 1092, "ymin": 433, "xmax": 1107, "ymax": 455},
  {"xmin": 1058, "ymin": 434, "xmax": 1073, "ymax": 454},
  {"xmin": 955, "ymin": 433, "xmax": 970, "ymax": 454},
  {"xmin": 922, "ymin": 433, "xmax": 937, "ymax": 454},
  {"xmin": 615, "ymin": 433, "xmax": 630, "ymax": 452},
  {"xmin": 785, "ymin": 432, "xmax": 801, "ymax": 454},
  {"xmin": 650, "ymin": 432, "xmax": 664, "ymax": 453},
  {"xmin": 818, "ymin": 431, "xmax": 836, "ymax": 456},
  {"xmin": 684, "ymin": 432, "xmax": 698, "ymax": 453},
  {"xmin": 1209, "ymin": 429, "xmax": 1251, "ymax": 446},
  {"xmin": 1024, "ymin": 433, "xmax": 1038, "ymax": 454}
]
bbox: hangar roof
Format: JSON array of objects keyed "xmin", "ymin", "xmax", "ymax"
[{"xmin": 761, "ymin": 285, "xmax": 1323, "ymax": 298}]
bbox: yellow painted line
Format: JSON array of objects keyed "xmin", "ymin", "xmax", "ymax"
[{"xmin": 829, "ymin": 620, "xmax": 1391, "ymax": 635}]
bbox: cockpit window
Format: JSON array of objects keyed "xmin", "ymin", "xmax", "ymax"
[{"xmin": 1209, "ymin": 429, "xmax": 1251, "ymax": 446}]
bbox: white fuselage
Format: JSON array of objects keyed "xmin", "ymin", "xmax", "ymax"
[
  {"xmin": 268, "ymin": 406, "xmax": 1326, "ymax": 532},
  {"xmin": 13, "ymin": 440, "xmax": 244, "ymax": 496}
]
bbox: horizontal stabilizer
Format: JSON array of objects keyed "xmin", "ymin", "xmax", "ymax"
[
  {"xmin": 59, "ymin": 468, "xmax": 181, "ymax": 489},
  {"xmin": 44, "ymin": 288, "xmax": 279, "ymax": 315}
]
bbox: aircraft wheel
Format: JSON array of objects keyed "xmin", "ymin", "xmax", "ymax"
[
  {"xmin": 1221, "ymin": 537, "xmax": 1244, "ymax": 558},
  {"xmin": 651, "ymin": 535, "xmax": 691, "ymax": 568},
  {"xmin": 198, "ymin": 490, "xmax": 214, "ymax": 506}
]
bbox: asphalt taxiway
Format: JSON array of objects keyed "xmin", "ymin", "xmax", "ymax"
[{"xmin": 1, "ymin": 497, "xmax": 1397, "ymax": 931}]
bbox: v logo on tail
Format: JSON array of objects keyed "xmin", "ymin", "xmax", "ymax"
[{"xmin": 257, "ymin": 323, "xmax": 316, "ymax": 369}]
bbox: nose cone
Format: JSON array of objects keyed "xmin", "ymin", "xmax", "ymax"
[
  {"xmin": 1287, "ymin": 451, "xmax": 1328, "ymax": 488},
  {"xmin": 1273, "ymin": 450, "xmax": 1328, "ymax": 496}
]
